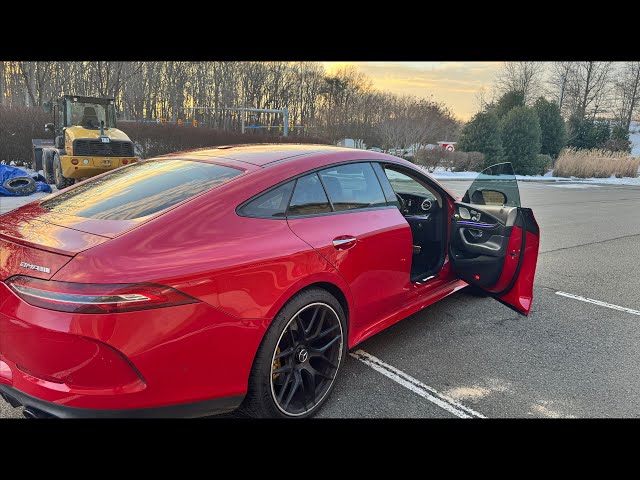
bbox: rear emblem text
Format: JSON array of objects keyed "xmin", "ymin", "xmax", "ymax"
[{"xmin": 19, "ymin": 262, "xmax": 51, "ymax": 274}]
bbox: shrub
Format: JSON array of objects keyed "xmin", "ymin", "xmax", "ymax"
[
  {"xmin": 534, "ymin": 97, "xmax": 567, "ymax": 159},
  {"xmin": 490, "ymin": 90, "xmax": 525, "ymax": 119},
  {"xmin": 0, "ymin": 107, "xmax": 330, "ymax": 165},
  {"xmin": 104, "ymin": 122, "xmax": 330, "ymax": 158},
  {"xmin": 414, "ymin": 148, "xmax": 485, "ymax": 172},
  {"xmin": 0, "ymin": 106, "xmax": 53, "ymax": 165},
  {"xmin": 606, "ymin": 125, "xmax": 631, "ymax": 152},
  {"xmin": 567, "ymin": 116, "xmax": 612, "ymax": 150},
  {"xmin": 554, "ymin": 148, "xmax": 640, "ymax": 178},
  {"xmin": 526, "ymin": 154, "xmax": 553, "ymax": 176},
  {"xmin": 501, "ymin": 106, "xmax": 541, "ymax": 176},
  {"xmin": 457, "ymin": 111, "xmax": 503, "ymax": 166}
]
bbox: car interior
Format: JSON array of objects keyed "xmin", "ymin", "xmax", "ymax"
[{"xmin": 383, "ymin": 166, "xmax": 447, "ymax": 282}]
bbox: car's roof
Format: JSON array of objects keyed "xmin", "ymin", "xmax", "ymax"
[{"xmin": 164, "ymin": 143, "xmax": 359, "ymax": 167}]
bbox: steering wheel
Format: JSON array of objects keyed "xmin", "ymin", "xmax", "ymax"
[{"xmin": 395, "ymin": 193, "xmax": 408, "ymax": 214}]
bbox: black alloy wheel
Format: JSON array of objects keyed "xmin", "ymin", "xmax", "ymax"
[
  {"xmin": 270, "ymin": 302, "xmax": 344, "ymax": 416},
  {"xmin": 240, "ymin": 288, "xmax": 346, "ymax": 418}
]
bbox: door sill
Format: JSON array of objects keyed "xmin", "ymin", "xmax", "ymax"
[{"xmin": 412, "ymin": 273, "xmax": 439, "ymax": 285}]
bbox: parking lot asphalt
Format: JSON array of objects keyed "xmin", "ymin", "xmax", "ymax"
[{"xmin": 2, "ymin": 180, "xmax": 640, "ymax": 418}]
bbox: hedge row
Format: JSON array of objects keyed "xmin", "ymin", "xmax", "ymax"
[{"xmin": 0, "ymin": 106, "xmax": 330, "ymax": 165}]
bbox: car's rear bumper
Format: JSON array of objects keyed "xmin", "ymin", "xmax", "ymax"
[
  {"xmin": 0, "ymin": 281, "xmax": 266, "ymax": 414},
  {"xmin": 0, "ymin": 383, "xmax": 243, "ymax": 418}
]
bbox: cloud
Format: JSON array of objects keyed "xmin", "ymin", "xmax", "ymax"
[{"xmin": 322, "ymin": 61, "xmax": 501, "ymax": 120}]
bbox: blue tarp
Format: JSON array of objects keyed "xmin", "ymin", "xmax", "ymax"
[{"xmin": 0, "ymin": 164, "xmax": 52, "ymax": 196}]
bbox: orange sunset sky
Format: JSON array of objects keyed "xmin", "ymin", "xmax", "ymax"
[{"xmin": 323, "ymin": 62, "xmax": 502, "ymax": 121}]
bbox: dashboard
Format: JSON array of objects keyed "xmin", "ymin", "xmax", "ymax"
[{"xmin": 396, "ymin": 192, "xmax": 439, "ymax": 217}]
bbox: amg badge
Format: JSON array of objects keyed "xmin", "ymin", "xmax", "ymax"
[{"xmin": 19, "ymin": 262, "xmax": 51, "ymax": 274}]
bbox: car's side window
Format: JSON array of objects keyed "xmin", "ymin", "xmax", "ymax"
[
  {"xmin": 238, "ymin": 181, "xmax": 295, "ymax": 218},
  {"xmin": 287, "ymin": 173, "xmax": 332, "ymax": 216},
  {"xmin": 318, "ymin": 162, "xmax": 387, "ymax": 212},
  {"xmin": 384, "ymin": 167, "xmax": 440, "ymax": 205}
]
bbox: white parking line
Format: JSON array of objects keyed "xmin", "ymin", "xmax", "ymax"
[
  {"xmin": 556, "ymin": 291, "xmax": 640, "ymax": 316},
  {"xmin": 349, "ymin": 349, "xmax": 486, "ymax": 419}
]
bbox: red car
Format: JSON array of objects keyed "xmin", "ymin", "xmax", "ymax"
[{"xmin": 0, "ymin": 145, "xmax": 539, "ymax": 418}]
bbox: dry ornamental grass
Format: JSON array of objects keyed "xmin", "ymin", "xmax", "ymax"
[{"xmin": 554, "ymin": 148, "xmax": 640, "ymax": 178}]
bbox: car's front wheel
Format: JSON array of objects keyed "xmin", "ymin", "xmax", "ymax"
[{"xmin": 241, "ymin": 288, "xmax": 346, "ymax": 418}]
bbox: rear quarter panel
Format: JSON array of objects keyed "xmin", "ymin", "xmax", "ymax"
[{"xmin": 51, "ymin": 164, "xmax": 353, "ymax": 322}]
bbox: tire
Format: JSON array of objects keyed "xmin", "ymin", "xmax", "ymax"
[
  {"xmin": 240, "ymin": 288, "xmax": 347, "ymax": 418},
  {"xmin": 42, "ymin": 150, "xmax": 55, "ymax": 184},
  {"xmin": 53, "ymin": 153, "xmax": 75, "ymax": 190},
  {"xmin": 2, "ymin": 176, "xmax": 36, "ymax": 195}
]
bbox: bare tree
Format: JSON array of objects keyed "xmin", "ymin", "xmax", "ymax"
[
  {"xmin": 565, "ymin": 61, "xmax": 614, "ymax": 119},
  {"xmin": 494, "ymin": 61, "xmax": 545, "ymax": 103},
  {"xmin": 547, "ymin": 61, "xmax": 575, "ymax": 112},
  {"xmin": 613, "ymin": 62, "xmax": 640, "ymax": 130},
  {"xmin": 0, "ymin": 61, "xmax": 460, "ymax": 147}
]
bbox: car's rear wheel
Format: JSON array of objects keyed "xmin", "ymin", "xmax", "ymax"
[{"xmin": 241, "ymin": 288, "xmax": 346, "ymax": 418}]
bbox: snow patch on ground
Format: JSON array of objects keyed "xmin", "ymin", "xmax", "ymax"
[
  {"xmin": 425, "ymin": 166, "xmax": 640, "ymax": 186},
  {"xmin": 0, "ymin": 190, "xmax": 52, "ymax": 214},
  {"xmin": 630, "ymin": 120, "xmax": 640, "ymax": 157},
  {"xmin": 0, "ymin": 167, "xmax": 57, "ymax": 214},
  {"xmin": 549, "ymin": 184, "xmax": 601, "ymax": 189}
]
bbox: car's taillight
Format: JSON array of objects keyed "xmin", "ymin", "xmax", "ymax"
[{"xmin": 5, "ymin": 275, "xmax": 198, "ymax": 314}]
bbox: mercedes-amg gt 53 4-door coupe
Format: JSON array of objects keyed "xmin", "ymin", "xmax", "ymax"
[{"xmin": 0, "ymin": 144, "xmax": 539, "ymax": 418}]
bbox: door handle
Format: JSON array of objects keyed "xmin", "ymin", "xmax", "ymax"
[{"xmin": 332, "ymin": 236, "xmax": 357, "ymax": 249}]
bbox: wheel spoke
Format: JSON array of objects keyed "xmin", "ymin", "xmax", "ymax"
[
  {"xmin": 276, "ymin": 372, "xmax": 294, "ymax": 403},
  {"xmin": 288, "ymin": 325, "xmax": 297, "ymax": 346},
  {"xmin": 299, "ymin": 369, "xmax": 309, "ymax": 411},
  {"xmin": 282, "ymin": 370, "xmax": 302, "ymax": 411},
  {"xmin": 306, "ymin": 364, "xmax": 332, "ymax": 381},
  {"xmin": 315, "ymin": 334, "xmax": 341, "ymax": 353},
  {"xmin": 307, "ymin": 308, "xmax": 327, "ymax": 340},
  {"xmin": 272, "ymin": 365, "xmax": 292, "ymax": 376},
  {"xmin": 310, "ymin": 350, "xmax": 338, "ymax": 368},
  {"xmin": 304, "ymin": 306, "xmax": 320, "ymax": 336},
  {"xmin": 274, "ymin": 347, "xmax": 294, "ymax": 360},
  {"xmin": 294, "ymin": 315, "xmax": 307, "ymax": 342},
  {"xmin": 314, "ymin": 324, "xmax": 340, "ymax": 341}
]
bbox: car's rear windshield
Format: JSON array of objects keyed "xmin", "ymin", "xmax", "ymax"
[{"xmin": 40, "ymin": 159, "xmax": 243, "ymax": 220}]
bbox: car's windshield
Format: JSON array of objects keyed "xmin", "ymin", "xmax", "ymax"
[
  {"xmin": 40, "ymin": 159, "xmax": 243, "ymax": 220},
  {"xmin": 67, "ymin": 100, "xmax": 117, "ymax": 129}
]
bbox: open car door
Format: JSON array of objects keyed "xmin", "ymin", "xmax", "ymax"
[{"xmin": 449, "ymin": 162, "xmax": 540, "ymax": 315}]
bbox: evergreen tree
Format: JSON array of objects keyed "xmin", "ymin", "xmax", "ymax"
[
  {"xmin": 457, "ymin": 111, "xmax": 503, "ymax": 166},
  {"xmin": 501, "ymin": 106, "xmax": 542, "ymax": 175},
  {"xmin": 534, "ymin": 97, "xmax": 567, "ymax": 158},
  {"xmin": 568, "ymin": 116, "xmax": 612, "ymax": 150},
  {"xmin": 491, "ymin": 90, "xmax": 525, "ymax": 119}
]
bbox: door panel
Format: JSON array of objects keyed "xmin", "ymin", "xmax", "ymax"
[
  {"xmin": 450, "ymin": 163, "xmax": 539, "ymax": 315},
  {"xmin": 287, "ymin": 208, "xmax": 412, "ymax": 327},
  {"xmin": 451, "ymin": 204, "xmax": 539, "ymax": 314}
]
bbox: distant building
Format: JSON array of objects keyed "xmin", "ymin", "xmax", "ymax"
[{"xmin": 438, "ymin": 141, "xmax": 457, "ymax": 152}]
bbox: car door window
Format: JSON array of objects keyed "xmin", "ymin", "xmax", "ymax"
[
  {"xmin": 287, "ymin": 173, "xmax": 332, "ymax": 216},
  {"xmin": 238, "ymin": 182, "xmax": 294, "ymax": 218},
  {"xmin": 462, "ymin": 162, "xmax": 521, "ymax": 207},
  {"xmin": 384, "ymin": 167, "xmax": 438, "ymax": 202},
  {"xmin": 318, "ymin": 162, "xmax": 387, "ymax": 212}
]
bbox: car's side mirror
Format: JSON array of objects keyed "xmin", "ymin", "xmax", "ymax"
[
  {"xmin": 43, "ymin": 101, "xmax": 52, "ymax": 114},
  {"xmin": 44, "ymin": 123, "xmax": 54, "ymax": 132},
  {"xmin": 471, "ymin": 188, "xmax": 506, "ymax": 206}
]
